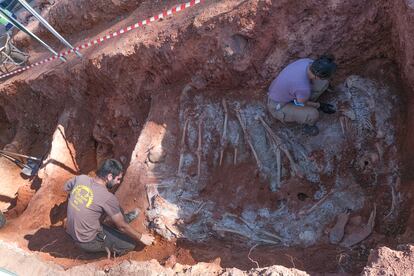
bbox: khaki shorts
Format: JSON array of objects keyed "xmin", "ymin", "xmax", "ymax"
[
  {"xmin": 267, "ymin": 79, "xmax": 329, "ymax": 125},
  {"xmin": 267, "ymin": 100, "xmax": 319, "ymax": 125}
]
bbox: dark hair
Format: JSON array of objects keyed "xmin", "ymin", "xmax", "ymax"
[
  {"xmin": 310, "ymin": 55, "xmax": 337, "ymax": 79},
  {"xmin": 96, "ymin": 159, "xmax": 123, "ymax": 178}
]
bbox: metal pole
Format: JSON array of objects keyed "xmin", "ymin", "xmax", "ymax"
[
  {"xmin": 0, "ymin": 7, "xmax": 66, "ymax": 62},
  {"xmin": 0, "ymin": 149, "xmax": 41, "ymax": 160},
  {"xmin": 17, "ymin": 0, "xmax": 82, "ymax": 58}
]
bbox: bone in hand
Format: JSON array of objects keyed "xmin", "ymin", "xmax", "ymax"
[
  {"xmin": 235, "ymin": 108, "xmax": 263, "ymax": 170},
  {"xmin": 177, "ymin": 119, "xmax": 189, "ymax": 175},
  {"xmin": 219, "ymin": 99, "xmax": 229, "ymax": 166},
  {"xmin": 340, "ymin": 204, "xmax": 376, "ymax": 248}
]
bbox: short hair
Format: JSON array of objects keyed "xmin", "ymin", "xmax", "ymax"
[
  {"xmin": 96, "ymin": 159, "xmax": 123, "ymax": 178},
  {"xmin": 310, "ymin": 54, "xmax": 337, "ymax": 79}
]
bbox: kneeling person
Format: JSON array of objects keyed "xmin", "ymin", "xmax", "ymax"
[
  {"xmin": 267, "ymin": 55, "xmax": 337, "ymax": 136},
  {"xmin": 64, "ymin": 159, "xmax": 154, "ymax": 255}
]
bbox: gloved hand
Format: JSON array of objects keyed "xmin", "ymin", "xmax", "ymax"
[{"xmin": 318, "ymin": 102, "xmax": 336, "ymax": 114}]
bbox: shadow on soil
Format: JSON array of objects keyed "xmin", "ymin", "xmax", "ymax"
[{"xmin": 24, "ymin": 226, "xmax": 105, "ymax": 260}]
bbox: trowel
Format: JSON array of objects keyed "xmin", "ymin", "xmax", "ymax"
[{"xmin": 0, "ymin": 149, "xmax": 41, "ymax": 177}]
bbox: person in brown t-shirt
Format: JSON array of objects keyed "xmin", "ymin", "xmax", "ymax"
[{"xmin": 64, "ymin": 159, "xmax": 154, "ymax": 255}]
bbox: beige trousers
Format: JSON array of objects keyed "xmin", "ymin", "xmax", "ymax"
[{"xmin": 267, "ymin": 79, "xmax": 329, "ymax": 125}]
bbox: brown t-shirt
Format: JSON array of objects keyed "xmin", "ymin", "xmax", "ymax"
[{"xmin": 64, "ymin": 175, "xmax": 121, "ymax": 242}]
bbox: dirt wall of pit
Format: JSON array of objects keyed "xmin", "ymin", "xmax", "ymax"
[{"xmin": 1, "ymin": 0, "xmax": 397, "ymax": 226}]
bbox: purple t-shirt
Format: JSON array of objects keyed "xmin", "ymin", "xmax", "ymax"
[{"xmin": 268, "ymin": 58, "xmax": 313, "ymax": 103}]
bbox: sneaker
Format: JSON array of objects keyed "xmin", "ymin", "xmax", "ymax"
[
  {"xmin": 124, "ymin": 208, "xmax": 141, "ymax": 223},
  {"xmin": 303, "ymin": 124, "xmax": 319, "ymax": 136}
]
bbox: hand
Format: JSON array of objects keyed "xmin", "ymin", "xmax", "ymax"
[
  {"xmin": 140, "ymin": 233, "xmax": 155, "ymax": 245},
  {"xmin": 318, "ymin": 102, "xmax": 336, "ymax": 114}
]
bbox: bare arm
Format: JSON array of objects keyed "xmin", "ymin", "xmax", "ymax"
[
  {"xmin": 296, "ymin": 98, "xmax": 320, "ymax": 108},
  {"xmin": 110, "ymin": 213, "xmax": 155, "ymax": 245},
  {"xmin": 306, "ymin": 101, "xmax": 320, "ymax": 108}
]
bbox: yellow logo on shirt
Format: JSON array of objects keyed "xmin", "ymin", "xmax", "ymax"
[{"xmin": 70, "ymin": 185, "xmax": 94, "ymax": 211}]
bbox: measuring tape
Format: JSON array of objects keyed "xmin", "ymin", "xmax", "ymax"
[{"xmin": 0, "ymin": 0, "xmax": 203, "ymax": 80}]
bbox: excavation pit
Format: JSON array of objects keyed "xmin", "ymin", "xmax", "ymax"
[{"xmin": 1, "ymin": 0, "xmax": 414, "ymax": 275}]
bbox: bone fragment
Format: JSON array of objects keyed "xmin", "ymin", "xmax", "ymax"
[
  {"xmin": 375, "ymin": 142, "xmax": 383, "ymax": 162},
  {"xmin": 258, "ymin": 229, "xmax": 284, "ymax": 242},
  {"xmin": 385, "ymin": 183, "xmax": 400, "ymax": 219},
  {"xmin": 219, "ymin": 99, "xmax": 229, "ymax": 166},
  {"xmin": 234, "ymin": 133, "xmax": 239, "ymax": 165},
  {"xmin": 225, "ymin": 212, "xmax": 254, "ymax": 231},
  {"xmin": 145, "ymin": 183, "xmax": 170, "ymax": 189},
  {"xmin": 299, "ymin": 189, "xmax": 334, "ymax": 216},
  {"xmin": 235, "ymin": 108, "xmax": 263, "ymax": 171},
  {"xmin": 225, "ymin": 213, "xmax": 283, "ymax": 242},
  {"xmin": 177, "ymin": 119, "xmax": 189, "ymax": 175},
  {"xmin": 340, "ymin": 204, "xmax": 376, "ymax": 248},
  {"xmin": 213, "ymin": 225, "xmax": 250, "ymax": 238},
  {"xmin": 276, "ymin": 148, "xmax": 281, "ymax": 189},
  {"xmin": 197, "ymin": 118, "xmax": 202, "ymax": 180},
  {"xmin": 165, "ymin": 224, "xmax": 181, "ymax": 238},
  {"xmin": 213, "ymin": 226, "xmax": 279, "ymax": 244},
  {"xmin": 258, "ymin": 116, "xmax": 301, "ymax": 177},
  {"xmin": 195, "ymin": 202, "xmax": 206, "ymax": 215},
  {"xmin": 180, "ymin": 197, "xmax": 202, "ymax": 204},
  {"xmin": 329, "ymin": 211, "xmax": 350, "ymax": 244},
  {"xmin": 340, "ymin": 117, "xmax": 346, "ymax": 136}
]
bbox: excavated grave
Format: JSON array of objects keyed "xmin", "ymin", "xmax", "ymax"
[{"xmin": 145, "ymin": 75, "xmax": 400, "ymax": 249}]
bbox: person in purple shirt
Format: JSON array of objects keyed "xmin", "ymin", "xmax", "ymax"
[{"xmin": 267, "ymin": 55, "xmax": 337, "ymax": 136}]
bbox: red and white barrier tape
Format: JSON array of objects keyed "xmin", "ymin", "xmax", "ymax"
[{"xmin": 0, "ymin": 0, "xmax": 203, "ymax": 80}]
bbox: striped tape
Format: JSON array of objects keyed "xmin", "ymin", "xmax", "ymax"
[{"xmin": 0, "ymin": 0, "xmax": 203, "ymax": 79}]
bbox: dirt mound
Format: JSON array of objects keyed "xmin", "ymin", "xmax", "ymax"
[
  {"xmin": 363, "ymin": 244, "xmax": 414, "ymax": 275},
  {"xmin": 1, "ymin": 0, "xmax": 414, "ymax": 274},
  {"xmin": 0, "ymin": 239, "xmax": 308, "ymax": 276}
]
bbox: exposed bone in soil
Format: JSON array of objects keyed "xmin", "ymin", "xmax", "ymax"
[{"xmin": 1, "ymin": 0, "xmax": 414, "ymax": 275}]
